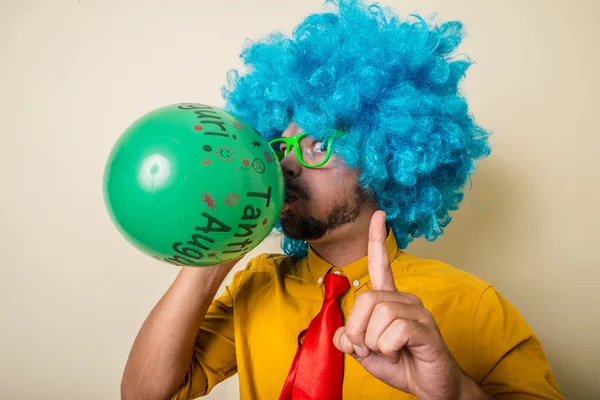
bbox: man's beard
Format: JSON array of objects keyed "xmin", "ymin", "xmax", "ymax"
[{"xmin": 281, "ymin": 185, "xmax": 371, "ymax": 241}]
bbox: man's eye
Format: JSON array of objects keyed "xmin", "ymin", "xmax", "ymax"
[{"xmin": 313, "ymin": 141, "xmax": 327, "ymax": 153}]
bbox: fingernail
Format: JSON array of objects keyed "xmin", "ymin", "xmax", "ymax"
[
  {"xmin": 340, "ymin": 334, "xmax": 352, "ymax": 352},
  {"xmin": 353, "ymin": 345, "xmax": 370, "ymax": 358}
]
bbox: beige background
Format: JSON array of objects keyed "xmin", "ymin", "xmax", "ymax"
[{"xmin": 1, "ymin": 0, "xmax": 598, "ymax": 398}]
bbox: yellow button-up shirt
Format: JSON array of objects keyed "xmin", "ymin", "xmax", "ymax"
[{"xmin": 171, "ymin": 230, "xmax": 563, "ymax": 399}]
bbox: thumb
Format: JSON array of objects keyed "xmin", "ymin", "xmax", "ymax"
[
  {"xmin": 333, "ymin": 327, "xmax": 371, "ymax": 359},
  {"xmin": 333, "ymin": 326, "xmax": 354, "ymax": 355}
]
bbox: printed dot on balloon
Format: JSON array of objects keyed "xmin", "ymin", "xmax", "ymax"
[
  {"xmin": 264, "ymin": 151, "xmax": 273, "ymax": 163},
  {"xmin": 233, "ymin": 135, "xmax": 237, "ymax": 139},
  {"xmin": 203, "ymin": 145, "xmax": 212, "ymax": 152},
  {"xmin": 262, "ymin": 218, "xmax": 268, "ymax": 225},
  {"xmin": 225, "ymin": 193, "xmax": 240, "ymax": 207},
  {"xmin": 208, "ymin": 253, "xmax": 216, "ymax": 257},
  {"xmin": 194, "ymin": 125, "xmax": 204, "ymax": 131},
  {"xmin": 243, "ymin": 159, "xmax": 250, "ymax": 167},
  {"xmin": 233, "ymin": 121, "xmax": 244, "ymax": 129}
]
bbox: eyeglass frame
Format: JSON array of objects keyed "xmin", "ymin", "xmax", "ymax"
[{"xmin": 269, "ymin": 130, "xmax": 345, "ymax": 169}]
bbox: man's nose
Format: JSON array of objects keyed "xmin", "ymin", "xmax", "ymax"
[{"xmin": 280, "ymin": 150, "xmax": 302, "ymax": 181}]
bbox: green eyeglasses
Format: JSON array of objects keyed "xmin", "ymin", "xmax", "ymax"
[{"xmin": 269, "ymin": 130, "xmax": 344, "ymax": 169}]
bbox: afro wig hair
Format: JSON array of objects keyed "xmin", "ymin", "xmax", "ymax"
[{"xmin": 222, "ymin": 0, "xmax": 492, "ymax": 257}]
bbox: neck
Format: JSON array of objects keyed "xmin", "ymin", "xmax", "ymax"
[{"xmin": 308, "ymin": 208, "xmax": 378, "ymax": 268}]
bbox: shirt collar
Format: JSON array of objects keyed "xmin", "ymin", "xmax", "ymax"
[{"xmin": 307, "ymin": 227, "xmax": 400, "ymax": 291}]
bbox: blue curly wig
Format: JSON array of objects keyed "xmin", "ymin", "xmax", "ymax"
[{"xmin": 222, "ymin": 0, "xmax": 491, "ymax": 258}]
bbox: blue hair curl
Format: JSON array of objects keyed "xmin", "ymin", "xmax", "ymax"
[{"xmin": 222, "ymin": 0, "xmax": 492, "ymax": 257}]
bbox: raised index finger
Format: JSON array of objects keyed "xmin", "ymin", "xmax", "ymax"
[{"xmin": 368, "ymin": 210, "xmax": 396, "ymax": 292}]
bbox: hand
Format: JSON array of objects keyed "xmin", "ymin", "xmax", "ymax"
[{"xmin": 332, "ymin": 211, "xmax": 472, "ymax": 400}]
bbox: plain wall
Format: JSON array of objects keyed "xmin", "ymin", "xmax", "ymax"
[{"xmin": 1, "ymin": 0, "xmax": 598, "ymax": 398}]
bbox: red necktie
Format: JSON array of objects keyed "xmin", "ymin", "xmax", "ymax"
[{"xmin": 279, "ymin": 273, "xmax": 350, "ymax": 400}]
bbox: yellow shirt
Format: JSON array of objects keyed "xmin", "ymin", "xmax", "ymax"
[{"xmin": 171, "ymin": 230, "xmax": 563, "ymax": 400}]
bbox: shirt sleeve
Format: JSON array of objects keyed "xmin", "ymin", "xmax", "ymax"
[
  {"xmin": 170, "ymin": 267, "xmax": 246, "ymax": 400},
  {"xmin": 472, "ymin": 286, "xmax": 564, "ymax": 399}
]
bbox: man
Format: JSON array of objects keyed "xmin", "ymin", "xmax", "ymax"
[{"xmin": 121, "ymin": 1, "xmax": 563, "ymax": 399}]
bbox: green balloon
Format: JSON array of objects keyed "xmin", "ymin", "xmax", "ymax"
[{"xmin": 103, "ymin": 103, "xmax": 284, "ymax": 266}]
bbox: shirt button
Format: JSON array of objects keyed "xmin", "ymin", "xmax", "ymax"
[
  {"xmin": 334, "ymin": 271, "xmax": 342, "ymax": 276},
  {"xmin": 353, "ymin": 280, "xmax": 360, "ymax": 287},
  {"xmin": 317, "ymin": 277, "xmax": 323, "ymax": 284}
]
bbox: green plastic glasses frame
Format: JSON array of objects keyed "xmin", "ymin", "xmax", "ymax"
[{"xmin": 269, "ymin": 130, "xmax": 345, "ymax": 169}]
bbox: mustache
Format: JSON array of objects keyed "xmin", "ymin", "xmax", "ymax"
[{"xmin": 285, "ymin": 182, "xmax": 310, "ymax": 201}]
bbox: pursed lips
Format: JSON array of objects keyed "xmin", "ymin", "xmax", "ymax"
[{"xmin": 285, "ymin": 188, "xmax": 305, "ymax": 201}]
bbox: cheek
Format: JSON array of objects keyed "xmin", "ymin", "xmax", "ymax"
[
  {"xmin": 310, "ymin": 170, "xmax": 357, "ymax": 206},
  {"xmin": 331, "ymin": 162, "xmax": 360, "ymax": 193},
  {"xmin": 331, "ymin": 157, "xmax": 360, "ymax": 185}
]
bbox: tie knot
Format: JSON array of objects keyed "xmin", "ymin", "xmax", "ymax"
[{"xmin": 323, "ymin": 273, "xmax": 350, "ymax": 300}]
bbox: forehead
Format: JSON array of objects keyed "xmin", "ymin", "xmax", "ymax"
[{"xmin": 281, "ymin": 122, "xmax": 304, "ymax": 138}]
